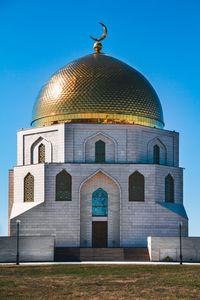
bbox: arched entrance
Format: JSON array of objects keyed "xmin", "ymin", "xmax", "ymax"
[
  {"xmin": 80, "ymin": 171, "xmax": 120, "ymax": 247},
  {"xmin": 92, "ymin": 188, "xmax": 108, "ymax": 247}
]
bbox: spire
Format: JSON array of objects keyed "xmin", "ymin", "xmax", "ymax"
[{"xmin": 90, "ymin": 22, "xmax": 107, "ymax": 53}]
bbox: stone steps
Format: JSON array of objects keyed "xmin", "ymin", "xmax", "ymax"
[
  {"xmin": 54, "ymin": 247, "xmax": 150, "ymax": 262},
  {"xmin": 124, "ymin": 248, "xmax": 150, "ymax": 261}
]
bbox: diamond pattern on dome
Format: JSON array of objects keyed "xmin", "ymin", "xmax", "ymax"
[{"xmin": 32, "ymin": 53, "xmax": 164, "ymax": 128}]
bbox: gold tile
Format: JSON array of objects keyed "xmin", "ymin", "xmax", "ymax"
[{"xmin": 32, "ymin": 53, "xmax": 164, "ymax": 128}]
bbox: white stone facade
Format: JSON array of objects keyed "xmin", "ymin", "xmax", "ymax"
[
  {"xmin": 10, "ymin": 123, "xmax": 188, "ymax": 247},
  {"xmin": 148, "ymin": 237, "xmax": 200, "ymax": 262}
]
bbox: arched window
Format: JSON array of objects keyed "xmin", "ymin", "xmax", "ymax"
[
  {"xmin": 56, "ymin": 170, "xmax": 72, "ymax": 201},
  {"xmin": 129, "ymin": 171, "xmax": 145, "ymax": 201},
  {"xmin": 165, "ymin": 174, "xmax": 174, "ymax": 203},
  {"xmin": 24, "ymin": 173, "xmax": 34, "ymax": 202},
  {"xmin": 153, "ymin": 145, "xmax": 160, "ymax": 164},
  {"xmin": 92, "ymin": 188, "xmax": 108, "ymax": 216},
  {"xmin": 38, "ymin": 143, "xmax": 45, "ymax": 163},
  {"xmin": 95, "ymin": 140, "xmax": 105, "ymax": 163}
]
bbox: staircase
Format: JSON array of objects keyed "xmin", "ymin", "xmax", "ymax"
[
  {"xmin": 124, "ymin": 248, "xmax": 150, "ymax": 261},
  {"xmin": 54, "ymin": 247, "xmax": 80, "ymax": 261},
  {"xmin": 54, "ymin": 247, "xmax": 150, "ymax": 262}
]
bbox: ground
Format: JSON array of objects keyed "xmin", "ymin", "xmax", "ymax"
[{"xmin": 0, "ymin": 264, "xmax": 200, "ymax": 299}]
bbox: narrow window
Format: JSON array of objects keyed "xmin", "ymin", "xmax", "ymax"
[
  {"xmin": 153, "ymin": 145, "xmax": 160, "ymax": 164},
  {"xmin": 129, "ymin": 171, "xmax": 145, "ymax": 201},
  {"xmin": 24, "ymin": 173, "xmax": 34, "ymax": 202},
  {"xmin": 95, "ymin": 140, "xmax": 105, "ymax": 163},
  {"xmin": 56, "ymin": 170, "xmax": 72, "ymax": 201},
  {"xmin": 92, "ymin": 188, "xmax": 108, "ymax": 216},
  {"xmin": 165, "ymin": 174, "xmax": 174, "ymax": 203},
  {"xmin": 38, "ymin": 143, "xmax": 45, "ymax": 163}
]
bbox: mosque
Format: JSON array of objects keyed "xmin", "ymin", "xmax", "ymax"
[{"xmin": 7, "ymin": 24, "xmax": 190, "ymax": 261}]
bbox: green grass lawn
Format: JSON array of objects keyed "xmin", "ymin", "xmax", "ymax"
[{"xmin": 0, "ymin": 264, "xmax": 200, "ymax": 299}]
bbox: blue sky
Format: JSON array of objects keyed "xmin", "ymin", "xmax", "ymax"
[{"xmin": 0, "ymin": 0, "xmax": 200, "ymax": 236}]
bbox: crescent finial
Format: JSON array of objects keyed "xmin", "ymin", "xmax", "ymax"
[{"xmin": 90, "ymin": 22, "xmax": 107, "ymax": 53}]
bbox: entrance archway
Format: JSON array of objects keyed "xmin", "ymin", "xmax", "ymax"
[{"xmin": 80, "ymin": 171, "xmax": 120, "ymax": 247}]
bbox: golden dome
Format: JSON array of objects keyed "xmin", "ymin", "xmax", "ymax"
[{"xmin": 32, "ymin": 53, "xmax": 164, "ymax": 128}]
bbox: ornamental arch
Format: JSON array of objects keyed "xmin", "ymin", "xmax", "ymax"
[
  {"xmin": 147, "ymin": 137, "xmax": 167, "ymax": 165},
  {"xmin": 30, "ymin": 136, "xmax": 52, "ymax": 164},
  {"xmin": 80, "ymin": 170, "xmax": 120, "ymax": 247},
  {"xmin": 84, "ymin": 132, "xmax": 117, "ymax": 163}
]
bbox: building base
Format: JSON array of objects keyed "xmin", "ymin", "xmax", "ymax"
[
  {"xmin": 148, "ymin": 236, "xmax": 200, "ymax": 262},
  {"xmin": 1, "ymin": 236, "xmax": 200, "ymax": 263},
  {"xmin": 54, "ymin": 247, "xmax": 150, "ymax": 262}
]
